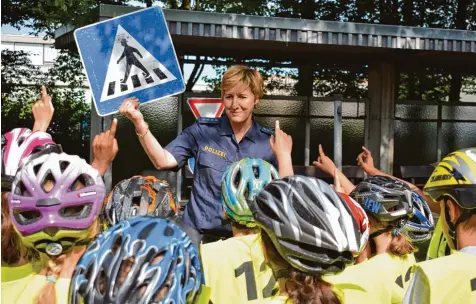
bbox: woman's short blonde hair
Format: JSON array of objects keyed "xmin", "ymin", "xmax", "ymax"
[{"xmin": 221, "ymin": 65, "xmax": 264, "ymax": 99}]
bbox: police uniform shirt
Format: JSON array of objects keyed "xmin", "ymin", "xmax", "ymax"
[{"xmin": 165, "ymin": 115, "xmax": 278, "ymax": 236}]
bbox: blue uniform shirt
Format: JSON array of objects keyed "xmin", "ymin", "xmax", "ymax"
[{"xmin": 165, "ymin": 115, "xmax": 278, "ymax": 236}]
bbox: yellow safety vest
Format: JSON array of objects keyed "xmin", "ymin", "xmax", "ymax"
[
  {"xmin": 1, "ymin": 274, "xmax": 70, "ymax": 304},
  {"xmin": 327, "ymin": 253, "xmax": 416, "ymax": 304},
  {"xmin": 1, "ymin": 262, "xmax": 39, "ymax": 283},
  {"xmin": 201, "ymin": 233, "xmax": 278, "ymax": 304},
  {"xmin": 406, "ymin": 250, "xmax": 476, "ymax": 304}
]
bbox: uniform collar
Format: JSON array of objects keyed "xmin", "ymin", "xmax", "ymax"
[{"xmin": 219, "ymin": 114, "xmax": 258, "ymax": 143}]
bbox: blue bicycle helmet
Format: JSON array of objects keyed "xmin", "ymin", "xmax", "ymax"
[
  {"xmin": 397, "ymin": 192, "xmax": 435, "ymax": 243},
  {"xmin": 221, "ymin": 158, "xmax": 279, "ymax": 227},
  {"xmin": 69, "ymin": 217, "xmax": 203, "ymax": 304}
]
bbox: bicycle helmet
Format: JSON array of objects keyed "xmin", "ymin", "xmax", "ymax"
[
  {"xmin": 221, "ymin": 158, "xmax": 279, "ymax": 227},
  {"xmin": 424, "ymin": 148, "xmax": 476, "ymax": 249},
  {"xmin": 69, "ymin": 217, "xmax": 203, "ymax": 304},
  {"xmin": 8, "ymin": 152, "xmax": 105, "ymax": 256},
  {"xmin": 424, "ymin": 147, "xmax": 476, "ymax": 209},
  {"xmin": 250, "ymin": 176, "xmax": 359, "ymax": 275},
  {"xmin": 1, "ymin": 128, "xmax": 62, "ymax": 191},
  {"xmin": 397, "ymin": 192, "xmax": 434, "ymax": 243},
  {"xmin": 337, "ymin": 192, "xmax": 369, "ymax": 256},
  {"xmin": 350, "ymin": 176, "xmax": 413, "ymax": 227},
  {"xmin": 103, "ymin": 176, "xmax": 178, "ymax": 227}
]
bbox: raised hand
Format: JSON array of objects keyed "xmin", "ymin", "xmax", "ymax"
[
  {"xmin": 91, "ymin": 118, "xmax": 119, "ymax": 176},
  {"xmin": 270, "ymin": 120, "xmax": 293, "ymax": 159},
  {"xmin": 357, "ymin": 146, "xmax": 377, "ymax": 175},
  {"xmin": 32, "ymin": 85, "xmax": 54, "ymax": 132},
  {"xmin": 312, "ymin": 144, "xmax": 337, "ymax": 177},
  {"xmin": 119, "ymin": 97, "xmax": 143, "ymax": 124}
]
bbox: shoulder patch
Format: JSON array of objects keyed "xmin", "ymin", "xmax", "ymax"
[
  {"xmin": 198, "ymin": 117, "xmax": 219, "ymax": 124},
  {"xmin": 260, "ymin": 126, "xmax": 275, "ymax": 136}
]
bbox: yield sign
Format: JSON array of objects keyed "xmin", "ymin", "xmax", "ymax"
[{"xmin": 187, "ymin": 98, "xmax": 225, "ymax": 119}]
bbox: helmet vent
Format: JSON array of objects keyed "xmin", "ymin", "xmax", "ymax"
[
  {"xmin": 59, "ymin": 203, "xmax": 92, "ymax": 219},
  {"xmin": 256, "ymin": 195, "xmax": 281, "ymax": 223},
  {"xmin": 59, "ymin": 161, "xmax": 70, "ymax": 173},
  {"xmin": 14, "ymin": 180, "xmax": 31, "ymax": 197},
  {"xmin": 233, "ymin": 170, "xmax": 241, "ymax": 188},
  {"xmin": 33, "ymin": 164, "xmax": 42, "ymax": 176},
  {"xmin": 253, "ymin": 165, "xmax": 260, "ymax": 178},
  {"xmin": 112, "ymin": 235, "xmax": 122, "ymax": 255},
  {"xmin": 41, "ymin": 171, "xmax": 55, "ymax": 193},
  {"xmin": 164, "ymin": 225, "xmax": 174, "ymax": 237},
  {"xmin": 138, "ymin": 222, "xmax": 156, "ymax": 240},
  {"xmin": 13, "ymin": 209, "xmax": 41, "ymax": 225},
  {"xmin": 70, "ymin": 174, "xmax": 94, "ymax": 191}
]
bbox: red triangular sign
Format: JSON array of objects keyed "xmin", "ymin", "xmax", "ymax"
[{"xmin": 187, "ymin": 98, "xmax": 225, "ymax": 119}]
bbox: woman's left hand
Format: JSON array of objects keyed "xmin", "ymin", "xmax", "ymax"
[{"xmin": 270, "ymin": 120, "xmax": 293, "ymax": 159}]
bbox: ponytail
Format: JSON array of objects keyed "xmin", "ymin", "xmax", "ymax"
[
  {"xmin": 389, "ymin": 233, "xmax": 416, "ymax": 257},
  {"xmin": 35, "ymin": 255, "xmax": 66, "ymax": 304},
  {"xmin": 286, "ymin": 272, "xmax": 341, "ymax": 304},
  {"xmin": 35, "ymin": 246, "xmax": 87, "ymax": 304},
  {"xmin": 261, "ymin": 233, "xmax": 341, "ymax": 304}
]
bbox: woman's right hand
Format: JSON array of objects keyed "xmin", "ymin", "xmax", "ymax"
[{"xmin": 119, "ymin": 97, "xmax": 143, "ymax": 124}]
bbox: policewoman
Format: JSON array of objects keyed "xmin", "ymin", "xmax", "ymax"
[{"xmin": 119, "ymin": 65, "xmax": 282, "ymax": 239}]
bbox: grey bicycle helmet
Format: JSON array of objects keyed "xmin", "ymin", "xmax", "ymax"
[
  {"xmin": 249, "ymin": 176, "xmax": 360, "ymax": 275},
  {"xmin": 350, "ymin": 176, "xmax": 413, "ymax": 226}
]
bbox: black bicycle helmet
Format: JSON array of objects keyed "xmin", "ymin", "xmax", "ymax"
[
  {"xmin": 350, "ymin": 176, "xmax": 413, "ymax": 226},
  {"xmin": 249, "ymin": 176, "xmax": 359, "ymax": 275},
  {"xmin": 103, "ymin": 176, "xmax": 178, "ymax": 227}
]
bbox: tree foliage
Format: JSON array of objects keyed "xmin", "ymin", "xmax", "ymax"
[
  {"xmin": 197, "ymin": 0, "xmax": 475, "ymax": 100},
  {"xmin": 1, "ymin": 49, "xmax": 91, "ymax": 160}
]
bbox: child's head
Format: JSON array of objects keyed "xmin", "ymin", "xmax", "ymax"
[
  {"xmin": 221, "ymin": 158, "xmax": 279, "ymax": 235},
  {"xmin": 351, "ymin": 176, "xmax": 416, "ymax": 256},
  {"xmin": 424, "ymin": 147, "xmax": 476, "ymax": 250},
  {"xmin": 250, "ymin": 176, "xmax": 360, "ymax": 304},
  {"xmin": 69, "ymin": 217, "xmax": 205, "ymax": 304},
  {"xmin": 8, "ymin": 152, "xmax": 105, "ymax": 256},
  {"xmin": 103, "ymin": 175, "xmax": 178, "ymax": 228}
]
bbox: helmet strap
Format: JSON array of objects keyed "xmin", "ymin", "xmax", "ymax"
[
  {"xmin": 369, "ymin": 226, "xmax": 393, "ymax": 254},
  {"xmin": 446, "ymin": 200, "xmax": 476, "ymax": 250},
  {"xmin": 369, "ymin": 226, "xmax": 393, "ymax": 239},
  {"xmin": 443, "ymin": 198, "xmax": 460, "ymax": 250}
]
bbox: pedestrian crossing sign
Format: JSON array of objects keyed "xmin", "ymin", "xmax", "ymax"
[{"xmin": 74, "ymin": 7, "xmax": 185, "ymax": 116}]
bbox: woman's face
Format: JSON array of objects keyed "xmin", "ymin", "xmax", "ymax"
[{"xmin": 223, "ymin": 81, "xmax": 258, "ymax": 125}]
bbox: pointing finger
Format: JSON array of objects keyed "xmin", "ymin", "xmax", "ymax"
[
  {"xmin": 109, "ymin": 118, "xmax": 118, "ymax": 138},
  {"xmin": 318, "ymin": 144, "xmax": 325, "ymax": 157}
]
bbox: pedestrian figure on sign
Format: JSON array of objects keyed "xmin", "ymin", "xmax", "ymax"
[{"xmin": 117, "ymin": 38, "xmax": 150, "ymax": 83}]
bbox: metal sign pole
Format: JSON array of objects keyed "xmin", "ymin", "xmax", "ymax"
[{"xmin": 334, "ymin": 94, "xmax": 343, "ymax": 170}]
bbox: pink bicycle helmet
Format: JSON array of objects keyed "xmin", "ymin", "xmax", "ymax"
[
  {"xmin": 2, "ymin": 128, "xmax": 61, "ymax": 191},
  {"xmin": 9, "ymin": 152, "xmax": 105, "ymax": 255}
]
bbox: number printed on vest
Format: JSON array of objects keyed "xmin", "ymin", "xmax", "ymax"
[{"xmin": 234, "ymin": 261, "xmax": 278, "ymax": 301}]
